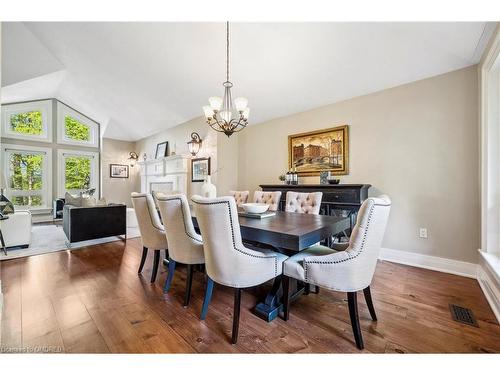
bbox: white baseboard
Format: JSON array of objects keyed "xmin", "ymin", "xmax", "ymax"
[
  {"xmin": 379, "ymin": 247, "xmax": 477, "ymax": 278},
  {"xmin": 477, "ymin": 251, "xmax": 500, "ymax": 323}
]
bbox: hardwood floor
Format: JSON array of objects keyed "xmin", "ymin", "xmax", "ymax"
[{"xmin": 1, "ymin": 238, "xmax": 499, "ymax": 353}]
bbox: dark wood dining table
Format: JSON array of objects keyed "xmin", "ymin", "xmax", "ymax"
[{"xmin": 192, "ymin": 210, "xmax": 351, "ymax": 322}]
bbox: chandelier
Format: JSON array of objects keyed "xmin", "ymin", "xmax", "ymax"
[{"xmin": 203, "ymin": 22, "xmax": 249, "ymax": 137}]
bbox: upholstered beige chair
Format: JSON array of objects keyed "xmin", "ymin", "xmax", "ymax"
[
  {"xmin": 282, "ymin": 195, "xmax": 391, "ymax": 350},
  {"xmin": 229, "ymin": 190, "xmax": 249, "ymax": 207},
  {"xmin": 131, "ymin": 192, "xmax": 168, "ymax": 283},
  {"xmin": 192, "ymin": 195, "xmax": 288, "ymax": 344},
  {"xmin": 253, "ymin": 191, "xmax": 282, "ymax": 211},
  {"xmin": 285, "ymin": 191, "xmax": 323, "ymax": 214},
  {"xmin": 156, "ymin": 193, "xmax": 205, "ymax": 307}
]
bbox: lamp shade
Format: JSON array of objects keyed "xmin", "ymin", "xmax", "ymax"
[
  {"xmin": 209, "ymin": 97, "xmax": 223, "ymax": 111},
  {"xmin": 234, "ymin": 97, "xmax": 248, "ymax": 112},
  {"xmin": 187, "ymin": 132, "xmax": 202, "ymax": 156},
  {"xmin": 242, "ymin": 107, "xmax": 250, "ymax": 119},
  {"xmin": 203, "ymin": 105, "xmax": 214, "ymax": 119}
]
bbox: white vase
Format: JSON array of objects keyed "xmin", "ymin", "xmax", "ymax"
[{"xmin": 201, "ymin": 175, "xmax": 217, "ymax": 198}]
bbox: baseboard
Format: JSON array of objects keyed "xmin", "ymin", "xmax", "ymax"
[
  {"xmin": 379, "ymin": 247, "xmax": 477, "ymax": 279},
  {"xmin": 477, "ymin": 251, "xmax": 500, "ymax": 323}
]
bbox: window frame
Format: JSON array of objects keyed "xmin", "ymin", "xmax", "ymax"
[
  {"xmin": 56, "ymin": 102, "xmax": 99, "ymax": 148},
  {"xmin": 57, "ymin": 149, "xmax": 100, "ymax": 198},
  {"xmin": 1, "ymin": 100, "xmax": 53, "ymax": 143},
  {"xmin": 1, "ymin": 143, "xmax": 53, "ymax": 211}
]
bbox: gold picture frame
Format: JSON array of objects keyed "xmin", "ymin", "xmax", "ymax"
[{"xmin": 288, "ymin": 125, "xmax": 349, "ymax": 176}]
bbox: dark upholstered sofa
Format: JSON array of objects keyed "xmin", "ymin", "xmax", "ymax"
[{"xmin": 63, "ymin": 204, "xmax": 127, "ymax": 244}]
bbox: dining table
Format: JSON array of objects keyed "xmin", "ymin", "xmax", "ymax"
[{"xmin": 192, "ymin": 210, "xmax": 351, "ymax": 322}]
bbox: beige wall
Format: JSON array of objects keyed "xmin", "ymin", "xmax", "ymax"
[
  {"xmin": 238, "ymin": 66, "xmax": 479, "ymax": 263},
  {"xmin": 101, "ymin": 138, "xmax": 140, "ymax": 207}
]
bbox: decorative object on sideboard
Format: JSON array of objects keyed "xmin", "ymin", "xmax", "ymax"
[
  {"xmin": 110, "ymin": 164, "xmax": 129, "ymax": 178},
  {"xmin": 320, "ymin": 171, "xmax": 329, "ymax": 185},
  {"xmin": 128, "ymin": 151, "xmax": 139, "ymax": 167},
  {"xmin": 202, "ymin": 22, "xmax": 249, "ymax": 137},
  {"xmin": 187, "ymin": 132, "xmax": 203, "ymax": 156},
  {"xmin": 0, "ymin": 173, "xmax": 14, "ymax": 215},
  {"xmin": 201, "ymin": 175, "xmax": 217, "ymax": 198},
  {"xmin": 288, "ymin": 125, "xmax": 349, "ymax": 176},
  {"xmin": 155, "ymin": 141, "xmax": 169, "ymax": 159},
  {"xmin": 279, "ymin": 174, "xmax": 286, "ymax": 183},
  {"xmin": 285, "ymin": 168, "xmax": 298, "ymax": 185},
  {"xmin": 191, "ymin": 157, "xmax": 211, "ymax": 182},
  {"xmin": 143, "ymin": 153, "xmax": 147, "ymax": 161}
]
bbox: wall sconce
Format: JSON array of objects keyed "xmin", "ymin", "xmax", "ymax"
[
  {"xmin": 128, "ymin": 151, "xmax": 139, "ymax": 167},
  {"xmin": 187, "ymin": 132, "xmax": 202, "ymax": 156}
]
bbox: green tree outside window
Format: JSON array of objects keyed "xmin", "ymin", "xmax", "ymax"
[
  {"xmin": 9, "ymin": 152, "xmax": 44, "ymax": 207},
  {"xmin": 10, "ymin": 111, "xmax": 43, "ymax": 135},
  {"xmin": 65, "ymin": 156, "xmax": 91, "ymax": 190},
  {"xmin": 65, "ymin": 115, "xmax": 90, "ymax": 141}
]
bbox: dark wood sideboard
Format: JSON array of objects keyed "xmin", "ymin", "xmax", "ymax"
[{"xmin": 259, "ymin": 184, "xmax": 371, "ymax": 237}]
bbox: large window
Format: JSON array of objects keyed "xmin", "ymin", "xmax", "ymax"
[
  {"xmin": 58, "ymin": 149, "xmax": 99, "ymax": 197},
  {"xmin": 57, "ymin": 102, "xmax": 99, "ymax": 147},
  {"xmin": 1, "ymin": 100, "xmax": 53, "ymax": 142},
  {"xmin": 2, "ymin": 144, "xmax": 52, "ymax": 210}
]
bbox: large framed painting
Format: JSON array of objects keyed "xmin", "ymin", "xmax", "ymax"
[
  {"xmin": 191, "ymin": 157, "xmax": 211, "ymax": 182},
  {"xmin": 288, "ymin": 125, "xmax": 349, "ymax": 176}
]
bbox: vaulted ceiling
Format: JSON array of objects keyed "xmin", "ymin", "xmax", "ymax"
[{"xmin": 1, "ymin": 22, "xmax": 493, "ymax": 141}]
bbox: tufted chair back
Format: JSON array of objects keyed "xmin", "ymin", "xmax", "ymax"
[
  {"xmin": 156, "ymin": 193, "xmax": 204, "ymax": 265},
  {"xmin": 253, "ymin": 191, "xmax": 282, "ymax": 211},
  {"xmin": 303, "ymin": 195, "xmax": 391, "ymax": 291},
  {"xmin": 131, "ymin": 192, "xmax": 168, "ymax": 250},
  {"xmin": 229, "ymin": 190, "xmax": 249, "ymax": 207},
  {"xmin": 192, "ymin": 195, "xmax": 286, "ymax": 288},
  {"xmin": 285, "ymin": 191, "xmax": 323, "ymax": 215}
]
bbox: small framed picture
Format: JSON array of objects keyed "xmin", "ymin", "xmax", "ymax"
[
  {"xmin": 110, "ymin": 164, "xmax": 129, "ymax": 178},
  {"xmin": 155, "ymin": 141, "xmax": 169, "ymax": 159},
  {"xmin": 191, "ymin": 157, "xmax": 211, "ymax": 182}
]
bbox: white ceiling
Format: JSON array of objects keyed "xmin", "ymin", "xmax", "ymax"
[{"xmin": 1, "ymin": 22, "xmax": 493, "ymax": 141}]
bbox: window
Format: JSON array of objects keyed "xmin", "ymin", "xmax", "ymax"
[
  {"xmin": 57, "ymin": 102, "xmax": 99, "ymax": 147},
  {"xmin": 58, "ymin": 149, "xmax": 99, "ymax": 197},
  {"xmin": 1, "ymin": 100, "xmax": 53, "ymax": 142},
  {"xmin": 2, "ymin": 144, "xmax": 52, "ymax": 210}
]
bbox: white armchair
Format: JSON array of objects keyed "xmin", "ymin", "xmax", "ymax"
[
  {"xmin": 0, "ymin": 210, "xmax": 32, "ymax": 249},
  {"xmin": 156, "ymin": 193, "xmax": 205, "ymax": 307},
  {"xmin": 192, "ymin": 195, "xmax": 287, "ymax": 344},
  {"xmin": 131, "ymin": 192, "xmax": 168, "ymax": 283},
  {"xmin": 282, "ymin": 195, "xmax": 391, "ymax": 350},
  {"xmin": 253, "ymin": 191, "xmax": 282, "ymax": 211}
]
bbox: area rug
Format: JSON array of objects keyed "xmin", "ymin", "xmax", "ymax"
[{"xmin": 0, "ymin": 223, "xmax": 141, "ymax": 261}]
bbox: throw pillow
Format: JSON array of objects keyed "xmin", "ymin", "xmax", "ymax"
[
  {"xmin": 81, "ymin": 197, "xmax": 96, "ymax": 207},
  {"xmin": 96, "ymin": 198, "xmax": 107, "ymax": 206},
  {"xmin": 65, "ymin": 192, "xmax": 82, "ymax": 207}
]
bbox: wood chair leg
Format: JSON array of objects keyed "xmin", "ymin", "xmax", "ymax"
[
  {"xmin": 363, "ymin": 286, "xmax": 377, "ymax": 321},
  {"xmin": 151, "ymin": 250, "xmax": 160, "ymax": 283},
  {"xmin": 347, "ymin": 291, "xmax": 364, "ymax": 350},
  {"xmin": 164, "ymin": 249, "xmax": 169, "ymax": 263},
  {"xmin": 138, "ymin": 247, "xmax": 148, "ymax": 274},
  {"xmin": 200, "ymin": 276, "xmax": 214, "ymax": 320},
  {"xmin": 282, "ymin": 275, "xmax": 290, "ymax": 321},
  {"xmin": 184, "ymin": 264, "xmax": 194, "ymax": 307},
  {"xmin": 232, "ymin": 288, "xmax": 242, "ymax": 344},
  {"xmin": 163, "ymin": 258, "xmax": 176, "ymax": 293},
  {"xmin": 304, "ymin": 283, "xmax": 311, "ymax": 295}
]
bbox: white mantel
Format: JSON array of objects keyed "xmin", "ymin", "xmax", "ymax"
[{"xmin": 138, "ymin": 154, "xmax": 191, "ymax": 196}]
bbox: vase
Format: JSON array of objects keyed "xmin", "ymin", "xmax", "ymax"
[{"xmin": 201, "ymin": 175, "xmax": 217, "ymax": 198}]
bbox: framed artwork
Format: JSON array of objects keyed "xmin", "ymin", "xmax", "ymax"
[
  {"xmin": 191, "ymin": 157, "xmax": 211, "ymax": 182},
  {"xmin": 155, "ymin": 141, "xmax": 169, "ymax": 159},
  {"xmin": 288, "ymin": 125, "xmax": 349, "ymax": 176},
  {"xmin": 109, "ymin": 164, "xmax": 129, "ymax": 178}
]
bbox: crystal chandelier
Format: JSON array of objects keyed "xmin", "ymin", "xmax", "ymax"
[{"xmin": 203, "ymin": 22, "xmax": 249, "ymax": 137}]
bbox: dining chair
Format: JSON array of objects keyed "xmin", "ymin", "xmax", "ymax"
[
  {"xmin": 131, "ymin": 192, "xmax": 169, "ymax": 283},
  {"xmin": 156, "ymin": 193, "xmax": 205, "ymax": 307},
  {"xmin": 285, "ymin": 191, "xmax": 323, "ymax": 214},
  {"xmin": 281, "ymin": 195, "xmax": 391, "ymax": 350},
  {"xmin": 253, "ymin": 191, "xmax": 282, "ymax": 211},
  {"xmin": 191, "ymin": 195, "xmax": 288, "ymax": 344},
  {"xmin": 229, "ymin": 190, "xmax": 249, "ymax": 207}
]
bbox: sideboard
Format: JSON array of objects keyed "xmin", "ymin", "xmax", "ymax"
[{"xmin": 259, "ymin": 184, "xmax": 371, "ymax": 237}]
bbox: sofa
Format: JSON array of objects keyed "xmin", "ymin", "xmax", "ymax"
[
  {"xmin": 0, "ymin": 210, "xmax": 32, "ymax": 248},
  {"xmin": 63, "ymin": 204, "xmax": 127, "ymax": 244}
]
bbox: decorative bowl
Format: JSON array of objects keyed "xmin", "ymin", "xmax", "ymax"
[
  {"xmin": 241, "ymin": 203, "xmax": 269, "ymax": 214},
  {"xmin": 327, "ymin": 179, "xmax": 340, "ymax": 185}
]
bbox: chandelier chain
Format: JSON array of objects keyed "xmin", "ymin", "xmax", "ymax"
[{"xmin": 226, "ymin": 21, "xmax": 229, "ymax": 82}]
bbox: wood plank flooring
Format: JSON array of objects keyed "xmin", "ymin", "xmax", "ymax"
[{"xmin": 1, "ymin": 238, "xmax": 499, "ymax": 353}]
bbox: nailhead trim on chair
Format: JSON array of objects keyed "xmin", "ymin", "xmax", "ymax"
[
  {"xmin": 157, "ymin": 196, "xmax": 203, "ymax": 244},
  {"xmin": 132, "ymin": 194, "xmax": 165, "ymax": 232},
  {"xmin": 303, "ymin": 204, "xmax": 376, "ymax": 283},
  {"xmin": 191, "ymin": 198, "xmax": 279, "ymax": 276}
]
